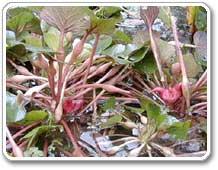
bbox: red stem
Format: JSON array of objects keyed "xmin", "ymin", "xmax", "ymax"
[
  {"xmin": 56, "ymin": 33, "xmax": 89, "ymax": 102},
  {"xmin": 191, "ymin": 102, "xmax": 207, "ymax": 110},
  {"xmin": 193, "ymin": 70, "xmax": 207, "ymax": 91},
  {"xmin": 18, "ymin": 140, "xmax": 28, "ymax": 151},
  {"xmin": 75, "ymin": 83, "xmax": 131, "ymax": 96},
  {"xmin": 83, "ymin": 33, "xmax": 100, "ymax": 85},
  {"xmin": 60, "ymin": 120, "xmax": 85, "ymax": 157},
  {"xmin": 56, "ymin": 146, "xmax": 74, "ymax": 157},
  {"xmin": 171, "ymin": 15, "xmax": 190, "ymax": 108},
  {"xmin": 47, "ymin": 60, "xmax": 56, "ymax": 100},
  {"xmin": 6, "ymin": 122, "xmax": 40, "ymax": 144},
  {"xmin": 60, "ymin": 120, "xmax": 79, "ymax": 149},
  {"xmin": 56, "ymin": 31, "xmax": 65, "ymax": 102},
  {"xmin": 148, "ymin": 26, "xmax": 165, "ymax": 84},
  {"xmin": 43, "ymin": 139, "xmax": 48, "ymax": 157}
]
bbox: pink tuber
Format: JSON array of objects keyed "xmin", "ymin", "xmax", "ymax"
[
  {"xmin": 152, "ymin": 83, "xmax": 182, "ymax": 105},
  {"xmin": 63, "ymin": 98, "xmax": 84, "ymax": 114}
]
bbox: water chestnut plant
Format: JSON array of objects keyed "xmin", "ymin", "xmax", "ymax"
[{"xmin": 5, "ymin": 5, "xmax": 208, "ymax": 158}]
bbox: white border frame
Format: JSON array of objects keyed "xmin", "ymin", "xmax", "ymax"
[{"xmin": 2, "ymin": 2, "xmax": 211, "ymax": 161}]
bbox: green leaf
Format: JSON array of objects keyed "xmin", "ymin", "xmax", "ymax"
[
  {"xmin": 6, "ymin": 92, "xmax": 26, "ymax": 123},
  {"xmin": 40, "ymin": 20, "xmax": 50, "ymax": 33},
  {"xmin": 139, "ymin": 97, "xmax": 149, "ymax": 110},
  {"xmin": 193, "ymin": 31, "xmax": 207, "ymax": 66},
  {"xmin": 128, "ymin": 46, "xmax": 149, "ymax": 63},
  {"xmin": 6, "ymin": 62, "xmax": 16, "ymax": 78},
  {"xmin": 6, "ymin": 30, "xmax": 16, "ymax": 46},
  {"xmin": 91, "ymin": 17, "xmax": 119, "ymax": 35},
  {"xmin": 7, "ymin": 8, "xmax": 42, "ymax": 35},
  {"xmin": 102, "ymin": 44, "xmax": 129, "ymax": 64},
  {"xmin": 7, "ymin": 44, "xmax": 28, "ymax": 62},
  {"xmin": 23, "ymin": 33, "xmax": 42, "ymax": 48},
  {"xmin": 102, "ymin": 44, "xmax": 124, "ymax": 56},
  {"xmin": 24, "ymin": 45, "xmax": 54, "ymax": 54},
  {"xmin": 124, "ymin": 105, "xmax": 145, "ymax": 114},
  {"xmin": 100, "ymin": 115, "xmax": 123, "ymax": 129},
  {"xmin": 123, "ymin": 44, "xmax": 139, "ymax": 56},
  {"xmin": 7, "ymin": 7, "xmax": 30, "ymax": 16},
  {"xmin": 7, "ymin": 30, "xmax": 53, "ymax": 55},
  {"xmin": 182, "ymin": 53, "xmax": 203, "ymax": 78},
  {"xmin": 158, "ymin": 115, "xmax": 179, "ymax": 130},
  {"xmin": 23, "ymin": 125, "xmax": 63, "ymax": 147},
  {"xmin": 24, "ymin": 147, "xmax": 44, "ymax": 157},
  {"xmin": 167, "ymin": 121, "xmax": 191, "ymax": 140},
  {"xmin": 18, "ymin": 110, "xmax": 48, "ymax": 125},
  {"xmin": 139, "ymin": 97, "xmax": 166, "ymax": 128},
  {"xmin": 146, "ymin": 102, "xmax": 161, "ymax": 120},
  {"xmin": 134, "ymin": 51, "xmax": 157, "ymax": 74},
  {"xmin": 195, "ymin": 7, "xmax": 207, "ymax": 31},
  {"xmin": 24, "ymin": 17, "xmax": 42, "ymax": 35},
  {"xmin": 24, "ymin": 110, "xmax": 48, "ymax": 122},
  {"xmin": 112, "ymin": 30, "xmax": 132, "ymax": 44},
  {"xmin": 43, "ymin": 27, "xmax": 60, "ymax": 51},
  {"xmin": 200, "ymin": 121, "xmax": 207, "ymax": 133},
  {"xmin": 96, "ymin": 6, "xmax": 122, "ymax": 19},
  {"xmin": 89, "ymin": 7, "xmax": 122, "ymax": 35},
  {"xmin": 102, "ymin": 97, "xmax": 116, "ymax": 111},
  {"xmin": 102, "ymin": 44, "xmax": 147, "ymax": 65},
  {"xmin": 7, "ymin": 11, "xmax": 34, "ymax": 32},
  {"xmin": 156, "ymin": 114, "xmax": 168, "ymax": 128},
  {"xmin": 92, "ymin": 35, "xmax": 112, "ymax": 53},
  {"xmin": 27, "ymin": 6, "xmax": 44, "ymax": 13},
  {"xmin": 158, "ymin": 39, "xmax": 176, "ymax": 65},
  {"xmin": 139, "ymin": 97, "xmax": 159, "ymax": 118},
  {"xmin": 133, "ymin": 30, "xmax": 150, "ymax": 47},
  {"xmin": 158, "ymin": 7, "xmax": 171, "ymax": 27}
]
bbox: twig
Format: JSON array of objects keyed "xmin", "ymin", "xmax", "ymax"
[{"xmin": 168, "ymin": 41, "xmax": 198, "ymax": 48}]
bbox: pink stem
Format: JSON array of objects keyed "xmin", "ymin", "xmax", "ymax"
[
  {"xmin": 83, "ymin": 33, "xmax": 100, "ymax": 85},
  {"xmin": 171, "ymin": 15, "xmax": 190, "ymax": 108}
]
